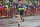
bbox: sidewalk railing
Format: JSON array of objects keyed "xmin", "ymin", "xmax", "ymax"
[
  {"xmin": 25, "ymin": 7, "xmax": 40, "ymax": 16},
  {"xmin": 0, "ymin": 8, "xmax": 40, "ymax": 18},
  {"xmin": 0, "ymin": 8, "xmax": 14, "ymax": 18}
]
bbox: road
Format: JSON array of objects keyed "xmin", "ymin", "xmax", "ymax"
[{"xmin": 0, "ymin": 15, "xmax": 40, "ymax": 27}]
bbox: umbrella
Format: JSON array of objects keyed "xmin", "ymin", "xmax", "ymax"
[
  {"xmin": 18, "ymin": 1, "xmax": 24, "ymax": 3},
  {"xmin": 16, "ymin": 1, "xmax": 24, "ymax": 4}
]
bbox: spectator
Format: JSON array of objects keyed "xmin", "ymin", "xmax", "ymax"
[
  {"xmin": 0, "ymin": 4, "xmax": 4, "ymax": 16},
  {"xmin": 5, "ymin": 3, "xmax": 9, "ymax": 10}
]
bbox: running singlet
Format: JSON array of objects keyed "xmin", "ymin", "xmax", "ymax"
[{"xmin": 18, "ymin": 7, "xmax": 24, "ymax": 14}]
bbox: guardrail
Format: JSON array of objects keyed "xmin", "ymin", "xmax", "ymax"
[
  {"xmin": 0, "ymin": 7, "xmax": 40, "ymax": 18},
  {"xmin": 0, "ymin": 8, "xmax": 14, "ymax": 18},
  {"xmin": 24, "ymin": 7, "xmax": 40, "ymax": 16}
]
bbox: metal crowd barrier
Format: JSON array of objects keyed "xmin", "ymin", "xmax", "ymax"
[
  {"xmin": 0, "ymin": 7, "xmax": 40, "ymax": 18},
  {"xmin": 26, "ymin": 7, "xmax": 40, "ymax": 16},
  {"xmin": 0, "ymin": 8, "xmax": 14, "ymax": 18}
]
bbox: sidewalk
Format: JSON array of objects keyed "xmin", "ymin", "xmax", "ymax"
[
  {"xmin": 9, "ymin": 15, "xmax": 40, "ymax": 27},
  {"xmin": 0, "ymin": 15, "xmax": 40, "ymax": 27}
]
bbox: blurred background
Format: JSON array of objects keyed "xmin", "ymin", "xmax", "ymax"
[
  {"xmin": 0, "ymin": 0, "xmax": 40, "ymax": 27},
  {"xmin": 0, "ymin": 0, "xmax": 40, "ymax": 18}
]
